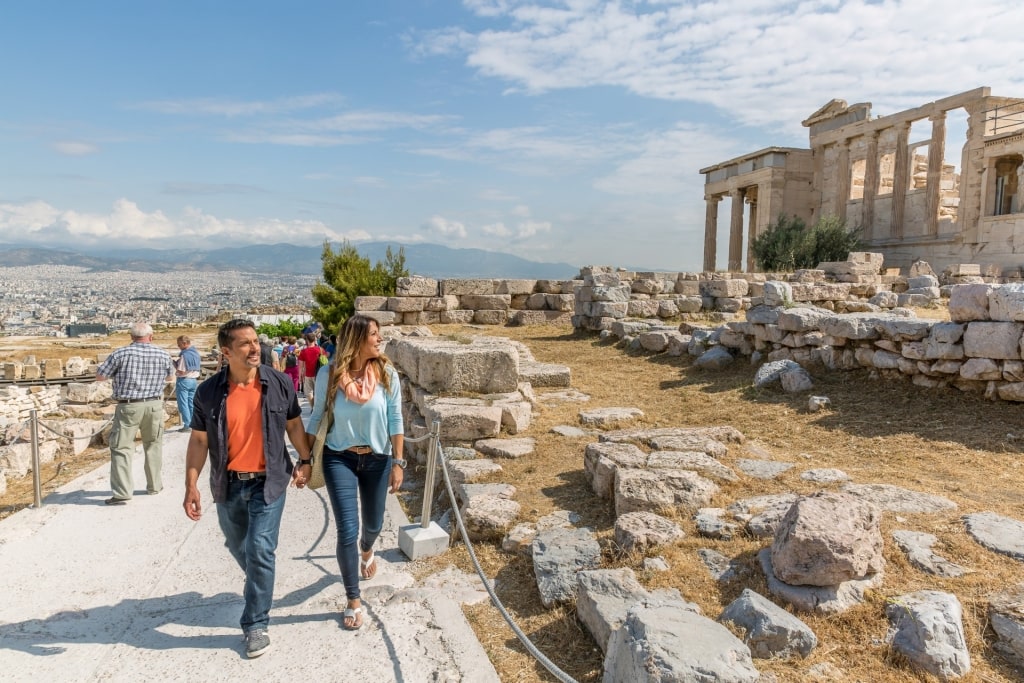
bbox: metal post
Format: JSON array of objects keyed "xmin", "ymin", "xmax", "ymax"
[
  {"xmin": 30, "ymin": 409, "xmax": 43, "ymax": 508},
  {"xmin": 419, "ymin": 419, "xmax": 441, "ymax": 529}
]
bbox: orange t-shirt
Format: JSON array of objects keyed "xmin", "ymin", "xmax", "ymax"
[{"xmin": 226, "ymin": 379, "xmax": 266, "ymax": 472}]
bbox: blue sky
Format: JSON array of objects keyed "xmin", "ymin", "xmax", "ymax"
[{"xmin": 2, "ymin": 0, "xmax": 1023, "ymax": 271}]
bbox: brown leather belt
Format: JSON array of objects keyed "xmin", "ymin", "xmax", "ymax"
[
  {"xmin": 118, "ymin": 396, "xmax": 161, "ymax": 403},
  {"xmin": 344, "ymin": 445, "xmax": 373, "ymax": 455}
]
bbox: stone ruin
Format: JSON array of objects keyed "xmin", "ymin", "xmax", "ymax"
[{"xmin": 375, "ymin": 325, "xmax": 1024, "ymax": 680}]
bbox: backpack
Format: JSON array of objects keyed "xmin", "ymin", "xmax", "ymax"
[{"xmin": 284, "ymin": 346, "xmax": 298, "ymax": 368}]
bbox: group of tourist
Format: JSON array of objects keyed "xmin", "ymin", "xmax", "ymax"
[{"xmin": 93, "ymin": 315, "xmax": 404, "ymax": 657}]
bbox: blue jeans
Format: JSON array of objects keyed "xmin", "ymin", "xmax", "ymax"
[
  {"xmin": 323, "ymin": 447, "xmax": 391, "ymax": 600},
  {"xmin": 216, "ymin": 477, "xmax": 286, "ymax": 633},
  {"xmin": 176, "ymin": 377, "xmax": 198, "ymax": 427}
]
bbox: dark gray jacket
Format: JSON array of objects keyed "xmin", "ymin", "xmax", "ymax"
[{"xmin": 192, "ymin": 366, "xmax": 300, "ymax": 504}]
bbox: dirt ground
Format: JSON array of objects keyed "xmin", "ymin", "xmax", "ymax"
[{"xmin": 3, "ymin": 321, "xmax": 1023, "ymax": 681}]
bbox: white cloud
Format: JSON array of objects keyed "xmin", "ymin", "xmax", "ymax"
[
  {"xmin": 595, "ymin": 122, "xmax": 746, "ymax": 196},
  {"xmin": 52, "ymin": 141, "xmax": 99, "ymax": 156},
  {"xmin": 482, "ymin": 221, "xmax": 511, "ymax": 236},
  {"xmin": 421, "ymin": 214, "xmax": 468, "ymax": 238},
  {"xmin": 421, "ymin": 0, "xmax": 1024, "ymax": 132},
  {"xmin": 515, "ymin": 219, "xmax": 550, "ymax": 238},
  {"xmin": 479, "ymin": 188, "xmax": 518, "ymax": 201},
  {"xmin": 132, "ymin": 93, "xmax": 344, "ymax": 117},
  {"xmin": 0, "ymin": 199, "xmax": 369, "ymax": 247},
  {"xmin": 511, "ymin": 204, "xmax": 531, "ymax": 217}
]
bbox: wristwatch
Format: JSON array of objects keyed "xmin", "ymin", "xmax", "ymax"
[
  {"xmin": 392, "ymin": 458, "xmax": 408, "ymax": 469},
  {"xmin": 298, "ymin": 459, "xmax": 312, "ymax": 466}
]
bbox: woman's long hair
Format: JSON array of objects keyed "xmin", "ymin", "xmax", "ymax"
[{"xmin": 328, "ymin": 315, "xmax": 392, "ymax": 394}]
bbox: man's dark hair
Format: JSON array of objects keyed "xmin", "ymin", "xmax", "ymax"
[{"xmin": 218, "ymin": 318, "xmax": 256, "ymax": 348}]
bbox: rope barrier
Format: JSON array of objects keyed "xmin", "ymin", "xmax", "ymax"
[
  {"xmin": 430, "ymin": 438, "xmax": 579, "ymax": 683},
  {"xmin": 37, "ymin": 415, "xmax": 114, "ymax": 440}
]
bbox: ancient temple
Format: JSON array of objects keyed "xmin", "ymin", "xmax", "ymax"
[{"xmin": 701, "ymin": 87, "xmax": 1024, "ymax": 275}]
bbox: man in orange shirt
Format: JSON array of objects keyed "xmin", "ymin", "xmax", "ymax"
[{"xmin": 183, "ymin": 319, "xmax": 313, "ymax": 658}]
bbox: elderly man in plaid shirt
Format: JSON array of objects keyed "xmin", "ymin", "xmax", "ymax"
[{"xmin": 96, "ymin": 321, "xmax": 176, "ymax": 505}]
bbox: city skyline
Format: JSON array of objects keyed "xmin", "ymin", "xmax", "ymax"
[{"xmin": 2, "ymin": 1, "xmax": 1023, "ymax": 270}]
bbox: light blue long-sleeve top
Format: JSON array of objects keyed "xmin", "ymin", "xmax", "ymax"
[{"xmin": 306, "ymin": 363, "xmax": 403, "ymax": 455}]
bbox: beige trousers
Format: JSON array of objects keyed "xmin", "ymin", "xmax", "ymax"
[{"xmin": 109, "ymin": 400, "xmax": 165, "ymax": 499}]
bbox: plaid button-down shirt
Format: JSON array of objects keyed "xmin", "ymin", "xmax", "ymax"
[{"xmin": 97, "ymin": 341, "xmax": 175, "ymax": 400}]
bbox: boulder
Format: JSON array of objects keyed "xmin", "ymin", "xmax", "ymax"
[
  {"xmin": 770, "ymin": 491, "xmax": 884, "ymax": 586},
  {"xmin": 989, "ymin": 583, "xmax": 1024, "ymax": 668}
]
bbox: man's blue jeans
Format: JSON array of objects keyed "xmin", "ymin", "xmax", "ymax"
[
  {"xmin": 216, "ymin": 477, "xmax": 285, "ymax": 633},
  {"xmin": 175, "ymin": 377, "xmax": 198, "ymax": 427},
  {"xmin": 322, "ymin": 448, "xmax": 391, "ymax": 600}
]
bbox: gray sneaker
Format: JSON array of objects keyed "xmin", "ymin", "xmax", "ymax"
[{"xmin": 245, "ymin": 628, "xmax": 270, "ymax": 658}]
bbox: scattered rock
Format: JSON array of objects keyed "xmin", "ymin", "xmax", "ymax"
[
  {"xmin": 473, "ymin": 437, "xmax": 536, "ymax": 459},
  {"xmin": 644, "ymin": 556, "xmax": 670, "ymax": 572},
  {"xmin": 537, "ymin": 388, "xmax": 591, "ymax": 404},
  {"xmin": 753, "ymin": 359, "xmax": 802, "ymax": 388},
  {"xmin": 551, "ymin": 425, "xmax": 589, "ymax": 437},
  {"xmin": 963, "ymin": 511, "xmax": 1024, "ymax": 562},
  {"xmin": 719, "ymin": 588, "xmax": 818, "ymax": 659},
  {"xmin": 760, "ymin": 549, "xmax": 883, "ymax": 615},
  {"xmin": 446, "ymin": 459, "xmax": 502, "ymax": 485},
  {"xmin": 694, "ymin": 345, "xmax": 735, "ymax": 370},
  {"xmin": 989, "ymin": 583, "xmax": 1024, "ymax": 668},
  {"xmin": 614, "ymin": 511, "xmax": 685, "ymax": 551},
  {"xmin": 604, "ymin": 601, "xmax": 760, "ymax": 683},
  {"xmin": 614, "ymin": 468, "xmax": 718, "ymax": 516},
  {"xmin": 770, "ymin": 491, "xmax": 884, "ymax": 586},
  {"xmin": 579, "ymin": 407, "xmax": 645, "ymax": 427},
  {"xmin": 885, "ymin": 590, "xmax": 971, "ymax": 679},
  {"xmin": 647, "ymin": 450, "xmax": 738, "ymax": 481},
  {"xmin": 892, "ymin": 530, "xmax": 966, "ymax": 578},
  {"xmin": 736, "ymin": 459, "xmax": 794, "ymax": 480},
  {"xmin": 460, "ymin": 495, "xmax": 521, "ymax": 542},
  {"xmin": 698, "ymin": 548, "xmax": 738, "ymax": 582},
  {"xmin": 532, "ymin": 527, "xmax": 601, "ymax": 608},
  {"xmin": 801, "ymin": 468, "xmax": 850, "ymax": 483},
  {"xmin": 780, "ymin": 367, "xmax": 814, "ymax": 393},
  {"xmin": 841, "ymin": 483, "xmax": 957, "ymax": 514},
  {"xmin": 808, "ymin": 395, "xmax": 832, "ymax": 412},
  {"xmin": 695, "ymin": 508, "xmax": 739, "ymax": 540}
]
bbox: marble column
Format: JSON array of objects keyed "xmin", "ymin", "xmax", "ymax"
[
  {"xmin": 745, "ymin": 188, "xmax": 759, "ymax": 273},
  {"xmin": 890, "ymin": 122, "xmax": 911, "ymax": 239},
  {"xmin": 728, "ymin": 188, "xmax": 746, "ymax": 272},
  {"xmin": 835, "ymin": 139, "xmax": 851, "ymax": 221},
  {"xmin": 926, "ymin": 112, "xmax": 947, "ymax": 236},
  {"xmin": 862, "ymin": 131, "xmax": 880, "ymax": 242},
  {"xmin": 703, "ymin": 195, "xmax": 721, "ymax": 272}
]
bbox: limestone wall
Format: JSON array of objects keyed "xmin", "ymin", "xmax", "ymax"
[
  {"xmin": 568, "ymin": 256, "xmax": 957, "ymax": 332},
  {"xmin": 354, "ymin": 276, "xmax": 577, "ymax": 327},
  {"xmin": 603, "ymin": 282, "xmax": 1024, "ymax": 403}
]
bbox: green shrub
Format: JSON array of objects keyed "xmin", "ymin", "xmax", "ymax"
[
  {"xmin": 310, "ymin": 240, "xmax": 408, "ymax": 332},
  {"xmin": 752, "ymin": 214, "xmax": 862, "ymax": 271},
  {"xmin": 255, "ymin": 318, "xmax": 305, "ymax": 340}
]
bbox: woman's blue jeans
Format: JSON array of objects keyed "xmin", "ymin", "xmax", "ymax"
[
  {"xmin": 322, "ymin": 447, "xmax": 391, "ymax": 600},
  {"xmin": 216, "ymin": 477, "xmax": 285, "ymax": 633}
]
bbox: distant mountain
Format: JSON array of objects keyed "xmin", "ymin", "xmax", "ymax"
[{"xmin": 0, "ymin": 242, "xmax": 580, "ymax": 280}]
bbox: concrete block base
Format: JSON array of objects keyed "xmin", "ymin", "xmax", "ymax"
[{"xmin": 399, "ymin": 522, "xmax": 450, "ymax": 560}]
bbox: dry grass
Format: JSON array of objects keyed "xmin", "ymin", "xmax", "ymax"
[{"xmin": 412, "ymin": 322, "xmax": 1024, "ymax": 683}]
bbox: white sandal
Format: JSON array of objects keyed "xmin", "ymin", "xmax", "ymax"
[
  {"xmin": 342, "ymin": 605, "xmax": 363, "ymax": 630},
  {"xmin": 360, "ymin": 550, "xmax": 377, "ymax": 579}
]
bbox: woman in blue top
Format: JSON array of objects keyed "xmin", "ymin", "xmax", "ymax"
[{"xmin": 306, "ymin": 315, "xmax": 405, "ymax": 630}]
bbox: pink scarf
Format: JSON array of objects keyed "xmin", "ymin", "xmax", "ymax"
[{"xmin": 340, "ymin": 364, "xmax": 378, "ymax": 404}]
